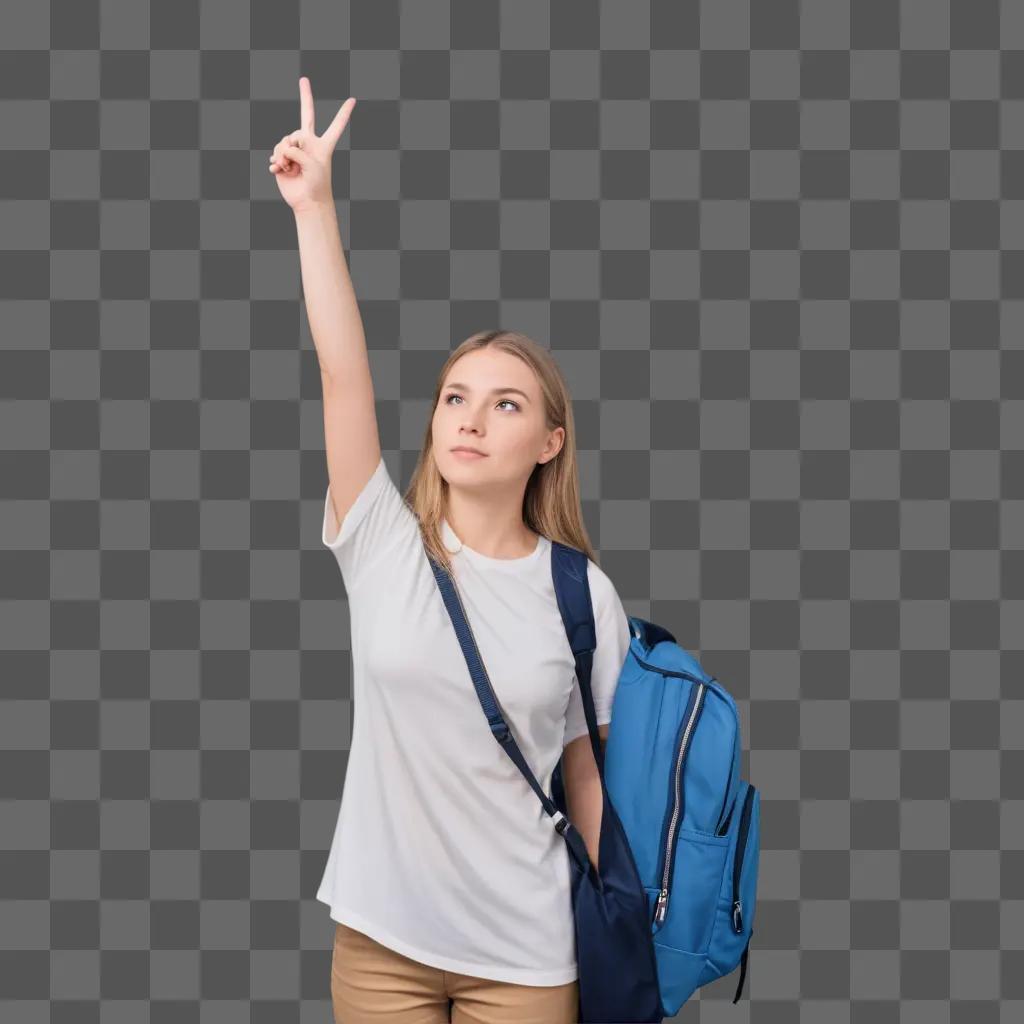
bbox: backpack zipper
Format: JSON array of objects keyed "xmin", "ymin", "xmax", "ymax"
[
  {"xmin": 731, "ymin": 783, "xmax": 756, "ymax": 933},
  {"xmin": 653, "ymin": 681, "xmax": 707, "ymax": 926},
  {"xmin": 631, "ymin": 650, "xmax": 740, "ymax": 842}
]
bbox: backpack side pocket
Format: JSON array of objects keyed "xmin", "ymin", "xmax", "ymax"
[{"xmin": 703, "ymin": 780, "xmax": 761, "ymax": 985}]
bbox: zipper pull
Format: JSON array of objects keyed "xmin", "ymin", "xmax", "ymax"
[
  {"xmin": 732, "ymin": 899, "xmax": 743, "ymax": 933},
  {"xmin": 654, "ymin": 888, "xmax": 669, "ymax": 924}
]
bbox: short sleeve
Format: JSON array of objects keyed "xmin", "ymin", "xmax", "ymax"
[
  {"xmin": 562, "ymin": 560, "xmax": 632, "ymax": 748},
  {"xmin": 322, "ymin": 455, "xmax": 419, "ymax": 594}
]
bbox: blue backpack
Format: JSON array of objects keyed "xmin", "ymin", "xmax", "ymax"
[
  {"xmin": 600, "ymin": 615, "xmax": 761, "ymax": 1016},
  {"xmin": 429, "ymin": 539, "xmax": 760, "ymax": 1021}
]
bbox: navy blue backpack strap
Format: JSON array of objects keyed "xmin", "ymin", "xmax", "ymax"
[
  {"xmin": 549, "ymin": 541, "xmax": 604, "ymax": 774},
  {"xmin": 732, "ymin": 933, "xmax": 751, "ymax": 1003}
]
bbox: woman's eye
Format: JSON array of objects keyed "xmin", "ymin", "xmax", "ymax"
[{"xmin": 444, "ymin": 394, "xmax": 519, "ymax": 412}]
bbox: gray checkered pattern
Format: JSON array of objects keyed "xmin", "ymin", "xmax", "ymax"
[{"xmin": 1, "ymin": 0, "xmax": 1021, "ymax": 1020}]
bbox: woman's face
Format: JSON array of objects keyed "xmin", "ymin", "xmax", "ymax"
[{"xmin": 431, "ymin": 347, "xmax": 563, "ymax": 491}]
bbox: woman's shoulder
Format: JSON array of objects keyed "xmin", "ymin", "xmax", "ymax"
[{"xmin": 585, "ymin": 557, "xmax": 625, "ymax": 610}]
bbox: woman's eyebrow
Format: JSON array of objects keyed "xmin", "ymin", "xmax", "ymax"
[{"xmin": 444, "ymin": 382, "xmax": 531, "ymax": 403}]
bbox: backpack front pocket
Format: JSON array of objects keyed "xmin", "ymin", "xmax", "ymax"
[{"xmin": 648, "ymin": 826, "xmax": 730, "ymax": 953}]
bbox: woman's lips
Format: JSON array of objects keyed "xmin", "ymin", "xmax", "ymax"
[{"xmin": 452, "ymin": 449, "xmax": 487, "ymax": 459}]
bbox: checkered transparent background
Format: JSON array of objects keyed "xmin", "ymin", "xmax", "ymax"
[{"xmin": 2, "ymin": 0, "xmax": 1023, "ymax": 1021}]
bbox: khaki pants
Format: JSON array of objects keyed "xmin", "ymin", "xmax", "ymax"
[{"xmin": 331, "ymin": 921, "xmax": 579, "ymax": 1023}]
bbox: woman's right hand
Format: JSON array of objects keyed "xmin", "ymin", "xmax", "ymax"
[{"xmin": 269, "ymin": 77, "xmax": 356, "ymax": 214}]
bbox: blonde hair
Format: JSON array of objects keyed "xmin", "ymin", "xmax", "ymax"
[{"xmin": 400, "ymin": 329, "xmax": 598, "ymax": 576}]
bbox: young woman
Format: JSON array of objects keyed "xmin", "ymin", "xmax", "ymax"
[{"xmin": 270, "ymin": 78, "xmax": 632, "ymax": 1024}]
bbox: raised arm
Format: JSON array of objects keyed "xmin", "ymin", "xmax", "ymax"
[{"xmin": 269, "ymin": 78, "xmax": 380, "ymax": 528}]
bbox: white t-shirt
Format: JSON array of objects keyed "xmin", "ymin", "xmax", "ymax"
[{"xmin": 315, "ymin": 454, "xmax": 631, "ymax": 986}]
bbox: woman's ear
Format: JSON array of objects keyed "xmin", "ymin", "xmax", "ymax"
[{"xmin": 542, "ymin": 427, "xmax": 565, "ymax": 462}]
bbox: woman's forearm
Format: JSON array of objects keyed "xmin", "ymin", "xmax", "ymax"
[
  {"xmin": 293, "ymin": 200, "xmax": 369, "ymax": 384},
  {"xmin": 567, "ymin": 772, "xmax": 603, "ymax": 871}
]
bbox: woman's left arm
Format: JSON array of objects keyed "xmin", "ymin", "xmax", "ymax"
[{"xmin": 561, "ymin": 723, "xmax": 610, "ymax": 869}]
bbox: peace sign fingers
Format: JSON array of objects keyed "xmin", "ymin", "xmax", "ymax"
[
  {"xmin": 299, "ymin": 76, "xmax": 316, "ymax": 135},
  {"xmin": 321, "ymin": 96, "xmax": 357, "ymax": 152}
]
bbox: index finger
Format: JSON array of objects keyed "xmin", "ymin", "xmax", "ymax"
[{"xmin": 299, "ymin": 76, "xmax": 315, "ymax": 135}]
